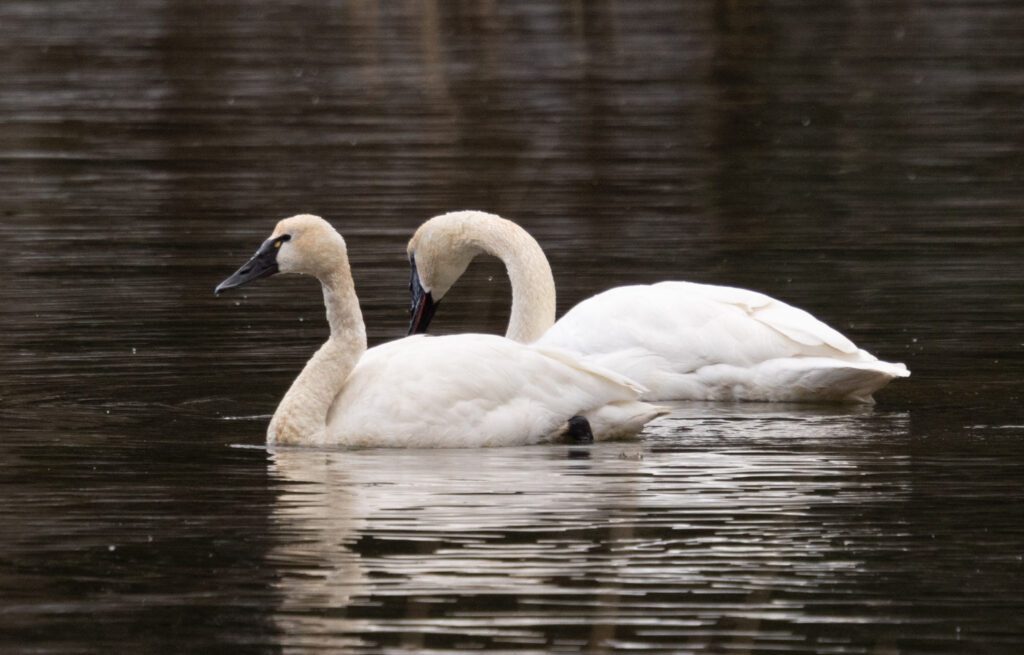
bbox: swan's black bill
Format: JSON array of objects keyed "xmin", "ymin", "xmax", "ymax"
[
  {"xmin": 407, "ymin": 254, "xmax": 440, "ymax": 334},
  {"xmin": 215, "ymin": 235, "xmax": 289, "ymax": 294}
]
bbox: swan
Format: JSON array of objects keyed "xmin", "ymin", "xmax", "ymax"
[
  {"xmin": 214, "ymin": 214, "xmax": 664, "ymax": 448},
  {"xmin": 406, "ymin": 210, "xmax": 910, "ymax": 403}
]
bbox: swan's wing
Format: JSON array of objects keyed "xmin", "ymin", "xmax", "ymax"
[
  {"xmin": 325, "ymin": 334, "xmax": 651, "ymax": 447},
  {"xmin": 540, "ymin": 281, "xmax": 867, "ymax": 364},
  {"xmin": 536, "ymin": 281, "xmax": 907, "ymax": 401},
  {"xmin": 529, "ymin": 343, "xmax": 648, "ymax": 396},
  {"xmin": 664, "ymin": 282, "xmax": 858, "ymax": 354}
]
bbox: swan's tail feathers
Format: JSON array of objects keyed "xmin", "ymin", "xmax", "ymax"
[
  {"xmin": 584, "ymin": 401, "xmax": 669, "ymax": 441},
  {"xmin": 769, "ymin": 357, "xmax": 910, "ymax": 403}
]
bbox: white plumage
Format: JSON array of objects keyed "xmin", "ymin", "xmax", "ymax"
[
  {"xmin": 537, "ymin": 281, "xmax": 908, "ymax": 403},
  {"xmin": 216, "ymin": 214, "xmax": 663, "ymax": 448},
  {"xmin": 407, "ymin": 211, "xmax": 909, "ymax": 403},
  {"xmin": 325, "ymin": 334, "xmax": 660, "ymax": 448}
]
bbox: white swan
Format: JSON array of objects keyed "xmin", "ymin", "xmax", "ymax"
[
  {"xmin": 215, "ymin": 214, "xmax": 664, "ymax": 448},
  {"xmin": 406, "ymin": 210, "xmax": 910, "ymax": 404}
]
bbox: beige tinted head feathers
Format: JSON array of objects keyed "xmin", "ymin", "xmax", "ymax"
[
  {"xmin": 406, "ymin": 211, "xmax": 487, "ymax": 301},
  {"xmin": 215, "ymin": 214, "xmax": 350, "ymax": 294},
  {"xmin": 406, "ymin": 210, "xmax": 556, "ymax": 342},
  {"xmin": 271, "ymin": 214, "xmax": 348, "ymax": 279}
]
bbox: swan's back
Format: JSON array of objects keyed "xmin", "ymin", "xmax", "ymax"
[
  {"xmin": 322, "ymin": 334, "xmax": 660, "ymax": 448},
  {"xmin": 538, "ymin": 281, "xmax": 908, "ymax": 403}
]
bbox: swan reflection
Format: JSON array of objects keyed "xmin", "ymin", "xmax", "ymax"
[{"xmin": 267, "ymin": 408, "xmax": 910, "ymax": 651}]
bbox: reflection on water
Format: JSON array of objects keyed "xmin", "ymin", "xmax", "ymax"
[
  {"xmin": 265, "ymin": 408, "xmax": 980, "ymax": 653},
  {"xmin": 1, "ymin": 0, "xmax": 1023, "ymax": 653}
]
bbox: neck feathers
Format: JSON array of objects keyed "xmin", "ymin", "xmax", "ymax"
[
  {"xmin": 471, "ymin": 217, "xmax": 556, "ymax": 343},
  {"xmin": 269, "ymin": 251, "xmax": 367, "ymax": 446}
]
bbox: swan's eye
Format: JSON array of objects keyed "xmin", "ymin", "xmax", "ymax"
[{"xmin": 274, "ymin": 234, "xmax": 292, "ymax": 249}]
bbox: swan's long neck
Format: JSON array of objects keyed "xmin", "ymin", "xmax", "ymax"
[
  {"xmin": 476, "ymin": 220, "xmax": 556, "ymax": 343},
  {"xmin": 268, "ymin": 265, "xmax": 367, "ymax": 446}
]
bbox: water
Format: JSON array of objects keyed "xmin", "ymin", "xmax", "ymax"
[{"xmin": 1, "ymin": 1, "xmax": 1022, "ymax": 653}]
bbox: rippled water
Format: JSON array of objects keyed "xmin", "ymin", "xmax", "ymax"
[{"xmin": 2, "ymin": 1, "xmax": 1022, "ymax": 653}]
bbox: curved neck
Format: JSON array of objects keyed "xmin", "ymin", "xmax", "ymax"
[
  {"xmin": 472, "ymin": 218, "xmax": 556, "ymax": 343},
  {"xmin": 268, "ymin": 267, "xmax": 367, "ymax": 446}
]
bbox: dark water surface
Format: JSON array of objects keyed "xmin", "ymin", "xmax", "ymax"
[{"xmin": 2, "ymin": 1, "xmax": 1022, "ymax": 653}]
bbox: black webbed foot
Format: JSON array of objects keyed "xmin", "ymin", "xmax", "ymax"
[{"xmin": 565, "ymin": 415, "xmax": 594, "ymax": 444}]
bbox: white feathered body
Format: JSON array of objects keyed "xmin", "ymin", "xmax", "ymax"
[
  {"xmin": 537, "ymin": 281, "xmax": 909, "ymax": 403},
  {"xmin": 288, "ymin": 333, "xmax": 663, "ymax": 448}
]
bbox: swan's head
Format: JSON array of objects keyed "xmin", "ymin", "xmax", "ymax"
[
  {"xmin": 406, "ymin": 211, "xmax": 501, "ymax": 334},
  {"xmin": 215, "ymin": 214, "xmax": 346, "ymax": 294}
]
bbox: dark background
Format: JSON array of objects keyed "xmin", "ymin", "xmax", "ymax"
[{"xmin": 1, "ymin": 2, "xmax": 1021, "ymax": 653}]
